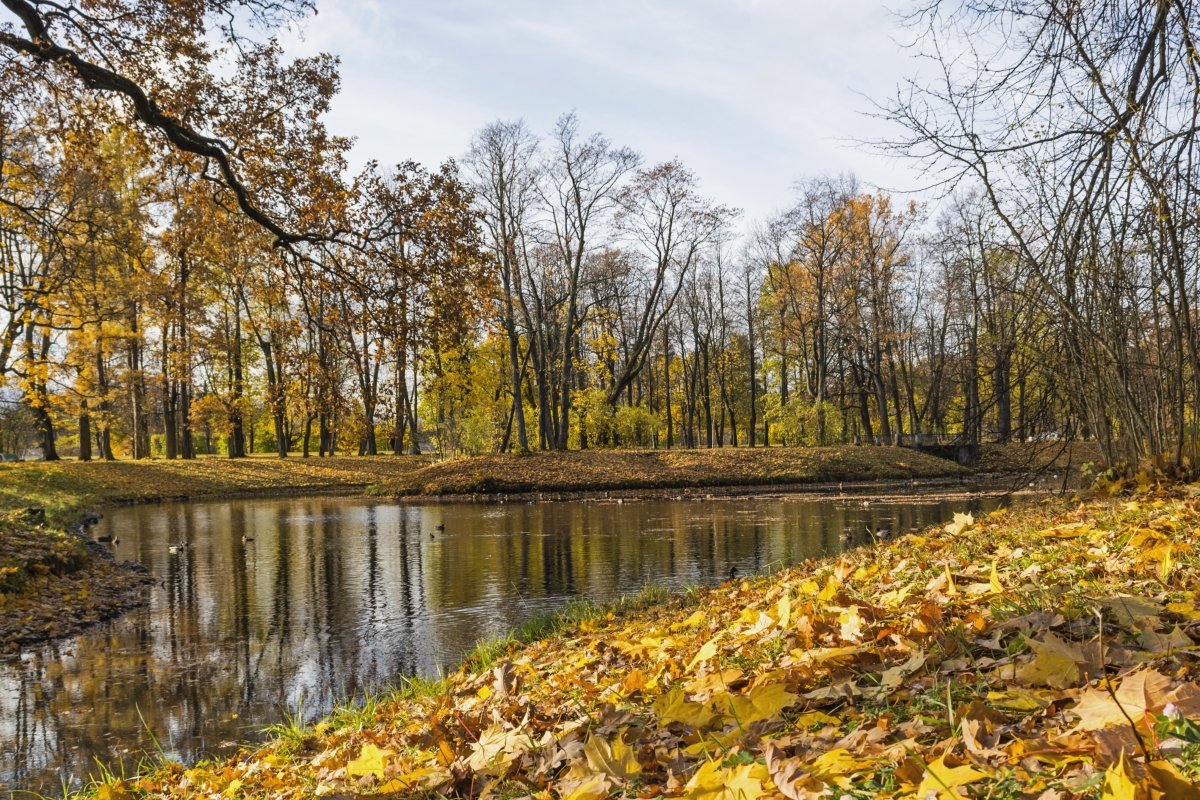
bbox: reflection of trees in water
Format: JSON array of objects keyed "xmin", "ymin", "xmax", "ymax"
[{"xmin": 1, "ymin": 494, "xmax": 1009, "ymax": 792}]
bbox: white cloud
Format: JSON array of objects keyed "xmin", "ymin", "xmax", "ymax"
[{"xmin": 279, "ymin": 0, "xmax": 927, "ymax": 226}]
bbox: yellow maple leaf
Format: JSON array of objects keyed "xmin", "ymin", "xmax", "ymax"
[
  {"xmin": 653, "ymin": 686, "xmax": 719, "ymax": 729},
  {"xmin": 376, "ymin": 767, "xmax": 447, "ymax": 794},
  {"xmin": 345, "ymin": 743, "xmax": 393, "ymax": 780},
  {"xmin": 680, "ymin": 610, "xmax": 707, "ymax": 627},
  {"xmin": 466, "ymin": 724, "xmax": 526, "ymax": 773},
  {"xmin": 1014, "ymin": 633, "xmax": 1085, "ymax": 689},
  {"xmin": 794, "ymin": 710, "xmax": 840, "ymax": 727},
  {"xmin": 916, "ymin": 754, "xmax": 988, "ymax": 800},
  {"xmin": 560, "ymin": 773, "xmax": 613, "ymax": 800},
  {"xmin": 687, "ymin": 636, "xmax": 720, "ymax": 671},
  {"xmin": 838, "ymin": 606, "xmax": 863, "ymax": 642},
  {"xmin": 620, "ymin": 668, "xmax": 648, "ymax": 695},
  {"xmin": 720, "ymin": 682, "xmax": 800, "ymax": 725},
  {"xmin": 685, "ymin": 760, "xmax": 768, "ymax": 800},
  {"xmin": 583, "ymin": 733, "xmax": 641, "ymax": 780},
  {"xmin": 808, "ymin": 748, "xmax": 876, "ymax": 785},
  {"xmin": 723, "ymin": 763, "xmax": 768, "ymax": 800},
  {"xmin": 943, "ymin": 512, "xmax": 974, "ymax": 536},
  {"xmin": 989, "ymin": 559, "xmax": 1003, "ymax": 593},
  {"xmin": 95, "ymin": 781, "xmax": 130, "ymax": 800},
  {"xmin": 776, "ymin": 593, "xmax": 792, "ymax": 628},
  {"xmin": 1101, "ymin": 753, "xmax": 1138, "ymax": 800},
  {"xmin": 1073, "ymin": 669, "xmax": 1174, "ymax": 732},
  {"xmin": 944, "ymin": 565, "xmax": 958, "ymax": 597}
]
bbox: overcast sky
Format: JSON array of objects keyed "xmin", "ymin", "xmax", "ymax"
[{"xmin": 279, "ymin": 0, "xmax": 925, "ymax": 227}]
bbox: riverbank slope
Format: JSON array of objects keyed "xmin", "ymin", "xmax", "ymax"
[
  {"xmin": 376, "ymin": 445, "xmax": 971, "ymax": 497},
  {"xmin": 92, "ymin": 482, "xmax": 1200, "ymax": 799},
  {"xmin": 0, "ymin": 445, "xmax": 1049, "ymax": 654},
  {"xmin": 1, "ymin": 448, "xmax": 966, "ymax": 521},
  {"xmin": 0, "ymin": 510, "xmax": 153, "ymax": 652},
  {"xmin": 0, "ymin": 455, "xmax": 432, "ymax": 523}
]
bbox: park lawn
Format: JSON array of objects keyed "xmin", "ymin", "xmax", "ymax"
[
  {"xmin": 0, "ymin": 454, "xmax": 432, "ymax": 524},
  {"xmin": 99, "ymin": 480, "xmax": 1200, "ymax": 800},
  {"xmin": 377, "ymin": 445, "xmax": 970, "ymax": 497}
]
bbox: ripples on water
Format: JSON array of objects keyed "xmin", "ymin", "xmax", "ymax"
[{"xmin": 0, "ymin": 491, "xmax": 1010, "ymax": 792}]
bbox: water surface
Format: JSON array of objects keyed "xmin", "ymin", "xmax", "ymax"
[{"xmin": 0, "ymin": 490, "xmax": 1012, "ymax": 792}]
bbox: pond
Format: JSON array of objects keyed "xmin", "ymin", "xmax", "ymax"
[{"xmin": 0, "ymin": 488, "xmax": 1021, "ymax": 792}]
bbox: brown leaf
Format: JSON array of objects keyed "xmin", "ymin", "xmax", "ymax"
[{"xmin": 1071, "ymin": 668, "xmax": 1174, "ymax": 732}]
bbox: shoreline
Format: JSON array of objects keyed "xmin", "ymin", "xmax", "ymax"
[
  {"xmin": 387, "ymin": 472, "xmax": 1060, "ymax": 505},
  {"xmin": 89, "ymin": 473, "xmax": 1045, "ymax": 510},
  {"xmin": 72, "ymin": 483, "xmax": 1200, "ymax": 799},
  {"xmin": 0, "ymin": 447, "xmax": 1081, "ymax": 656}
]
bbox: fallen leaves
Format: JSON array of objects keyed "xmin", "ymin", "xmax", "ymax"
[
  {"xmin": 344, "ymin": 742, "xmax": 392, "ymax": 779},
  {"xmin": 1071, "ymin": 669, "xmax": 1176, "ymax": 732},
  {"xmin": 916, "ymin": 754, "xmax": 989, "ymax": 800},
  {"xmin": 121, "ymin": 484, "xmax": 1200, "ymax": 800}
]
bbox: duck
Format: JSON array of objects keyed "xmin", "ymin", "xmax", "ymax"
[
  {"xmin": 82, "ymin": 510, "xmax": 103, "ymax": 527},
  {"xmin": 168, "ymin": 545, "xmax": 180, "ymax": 555},
  {"xmin": 728, "ymin": 566, "xmax": 738, "ymax": 580},
  {"xmin": 434, "ymin": 522, "xmax": 446, "ymax": 532},
  {"xmin": 96, "ymin": 534, "xmax": 118, "ymax": 544},
  {"xmin": 241, "ymin": 534, "xmax": 255, "ymax": 544}
]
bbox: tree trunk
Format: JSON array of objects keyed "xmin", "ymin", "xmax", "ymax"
[{"xmin": 78, "ymin": 401, "xmax": 91, "ymax": 462}]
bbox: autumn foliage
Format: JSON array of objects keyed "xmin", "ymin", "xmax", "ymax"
[{"xmin": 84, "ymin": 484, "xmax": 1200, "ymax": 799}]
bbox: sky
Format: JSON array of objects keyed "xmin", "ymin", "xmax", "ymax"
[{"xmin": 278, "ymin": 0, "xmax": 927, "ymax": 227}]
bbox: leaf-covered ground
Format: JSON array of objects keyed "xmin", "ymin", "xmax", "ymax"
[
  {"xmin": 0, "ymin": 455, "xmax": 432, "ymax": 523},
  {"xmin": 375, "ymin": 446, "xmax": 969, "ymax": 498},
  {"xmin": 99, "ymin": 483, "xmax": 1200, "ymax": 799},
  {"xmin": 970, "ymin": 442, "xmax": 1104, "ymax": 477},
  {"xmin": 0, "ymin": 511, "xmax": 153, "ymax": 652}
]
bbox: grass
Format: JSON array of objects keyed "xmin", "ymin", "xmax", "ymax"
[
  {"xmin": 972, "ymin": 440, "xmax": 1104, "ymax": 474},
  {"xmin": 1, "ymin": 444, "xmax": 1087, "ymax": 527},
  {"xmin": 86, "ymin": 478, "xmax": 1200, "ymax": 799},
  {"xmin": 373, "ymin": 445, "xmax": 971, "ymax": 497},
  {"xmin": 463, "ymin": 583, "xmax": 677, "ymax": 672},
  {"xmin": 0, "ymin": 454, "xmax": 432, "ymax": 525}
]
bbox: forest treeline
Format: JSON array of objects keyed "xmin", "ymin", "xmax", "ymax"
[{"xmin": 0, "ymin": 0, "xmax": 1194, "ymax": 468}]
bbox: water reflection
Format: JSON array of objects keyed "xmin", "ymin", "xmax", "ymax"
[{"xmin": 0, "ymin": 492, "xmax": 1005, "ymax": 793}]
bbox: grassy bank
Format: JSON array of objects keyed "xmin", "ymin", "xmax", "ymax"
[
  {"xmin": 375, "ymin": 446, "xmax": 970, "ymax": 497},
  {"xmin": 0, "ymin": 446, "xmax": 1072, "ymax": 523},
  {"xmin": 85, "ymin": 482, "xmax": 1200, "ymax": 799},
  {"xmin": 0, "ymin": 446, "xmax": 1026, "ymax": 654},
  {"xmin": 972, "ymin": 441, "xmax": 1105, "ymax": 475},
  {"xmin": 0, "ymin": 455, "xmax": 432, "ymax": 524},
  {"xmin": 0, "ymin": 510, "xmax": 153, "ymax": 652}
]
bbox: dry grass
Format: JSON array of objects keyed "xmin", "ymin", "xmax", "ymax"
[
  {"xmin": 377, "ymin": 446, "xmax": 969, "ymax": 497},
  {"xmin": 0, "ymin": 454, "xmax": 431, "ymax": 524}
]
